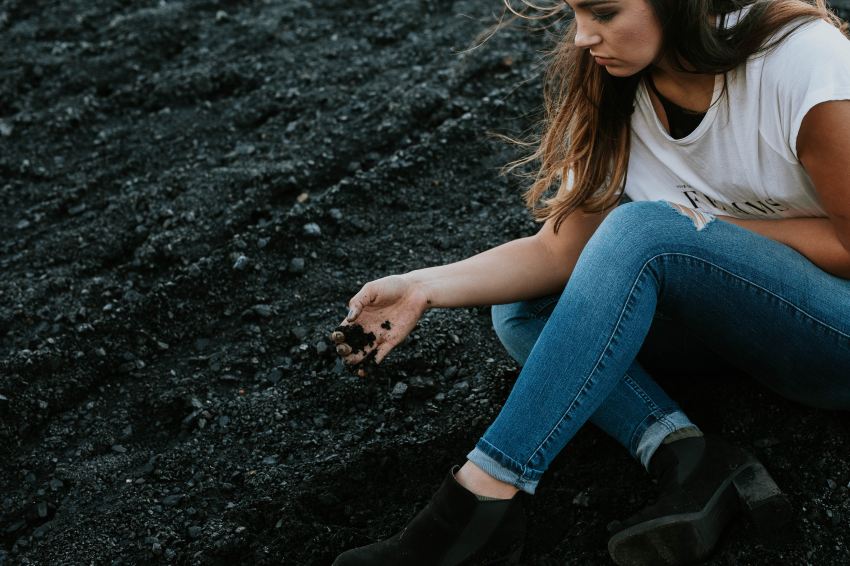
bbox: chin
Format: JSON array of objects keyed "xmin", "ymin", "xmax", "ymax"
[{"xmin": 604, "ymin": 65, "xmax": 640, "ymax": 78}]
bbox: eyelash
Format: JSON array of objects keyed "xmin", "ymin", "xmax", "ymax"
[{"xmin": 564, "ymin": 5, "xmax": 617, "ymax": 24}]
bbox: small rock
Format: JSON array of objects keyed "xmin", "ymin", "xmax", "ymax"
[
  {"xmin": 5, "ymin": 520, "xmax": 25, "ymax": 534},
  {"xmin": 162, "ymin": 494, "xmax": 182, "ymax": 507},
  {"xmin": 49, "ymin": 479, "xmax": 63, "ymax": 491},
  {"xmin": 187, "ymin": 525, "xmax": 202, "ymax": 538},
  {"xmin": 408, "ymin": 376, "xmax": 437, "ymax": 397},
  {"xmin": 453, "ymin": 380, "xmax": 470, "ymax": 391},
  {"xmin": 316, "ymin": 341, "xmax": 328, "ymax": 354},
  {"xmin": 182, "ymin": 410, "xmax": 201, "ymax": 428},
  {"xmin": 257, "ymin": 237, "xmax": 270, "ymax": 249},
  {"xmin": 233, "ymin": 255, "xmax": 249, "ymax": 270},
  {"xmin": 289, "ymin": 257, "xmax": 306, "ymax": 274},
  {"xmin": 267, "ymin": 369, "xmax": 282, "ymax": 384},
  {"xmin": 572, "ymin": 491, "xmax": 590, "ymax": 507},
  {"xmin": 36, "ymin": 501, "xmax": 48, "ymax": 518},
  {"xmin": 111, "ymin": 444, "xmax": 127, "ymax": 454},
  {"xmin": 391, "ymin": 382, "xmax": 408, "ymax": 399},
  {"xmin": 262, "ymin": 455, "xmax": 278, "ymax": 465},
  {"xmin": 251, "ymin": 304, "xmax": 273, "ymax": 317},
  {"xmin": 329, "ymin": 208, "xmax": 343, "ymax": 221},
  {"xmin": 0, "ymin": 119, "xmax": 13, "ymax": 137},
  {"xmin": 303, "ymin": 223, "xmax": 321, "ymax": 237},
  {"xmin": 16, "ymin": 219, "xmax": 30, "ymax": 230},
  {"xmin": 828, "ymin": 479, "xmax": 838, "ymax": 490},
  {"xmin": 443, "ymin": 366, "xmax": 458, "ymax": 379},
  {"xmin": 215, "ymin": 10, "xmax": 228, "ymax": 22},
  {"xmin": 68, "ymin": 203, "xmax": 87, "ymax": 216},
  {"xmin": 218, "ymin": 415, "xmax": 230, "ymax": 427}
]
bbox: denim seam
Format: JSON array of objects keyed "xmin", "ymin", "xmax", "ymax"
[
  {"xmin": 628, "ymin": 408, "xmax": 672, "ymax": 456},
  {"xmin": 622, "ymin": 372, "xmax": 666, "ymax": 456},
  {"xmin": 477, "ymin": 437, "xmax": 540, "ymax": 477},
  {"xmin": 523, "ymin": 257, "xmax": 654, "ymax": 471},
  {"xmin": 622, "ymin": 372, "xmax": 661, "ymax": 412},
  {"xmin": 656, "ymin": 414, "xmax": 675, "ymax": 434}
]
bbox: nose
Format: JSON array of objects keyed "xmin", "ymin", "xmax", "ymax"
[{"xmin": 574, "ymin": 20, "xmax": 601, "ymax": 48}]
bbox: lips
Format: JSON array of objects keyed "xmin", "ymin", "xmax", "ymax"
[{"xmin": 593, "ymin": 55, "xmax": 616, "ymax": 65}]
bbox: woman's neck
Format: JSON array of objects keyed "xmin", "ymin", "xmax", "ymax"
[{"xmin": 648, "ymin": 62, "xmax": 718, "ymax": 114}]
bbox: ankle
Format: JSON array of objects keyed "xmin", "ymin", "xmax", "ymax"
[
  {"xmin": 454, "ymin": 461, "xmax": 520, "ymax": 500},
  {"xmin": 662, "ymin": 426, "xmax": 703, "ymax": 445}
]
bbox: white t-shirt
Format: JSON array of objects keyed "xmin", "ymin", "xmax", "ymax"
[{"xmin": 625, "ymin": 9, "xmax": 850, "ymax": 218}]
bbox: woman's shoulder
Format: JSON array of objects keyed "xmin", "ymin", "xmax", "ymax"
[{"xmin": 760, "ymin": 17, "xmax": 850, "ymax": 67}]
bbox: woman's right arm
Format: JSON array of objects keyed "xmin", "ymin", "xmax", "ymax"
[
  {"xmin": 334, "ymin": 207, "xmax": 612, "ymax": 365},
  {"xmin": 407, "ymin": 207, "xmax": 612, "ymax": 309}
]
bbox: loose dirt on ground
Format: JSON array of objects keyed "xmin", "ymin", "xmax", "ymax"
[{"xmin": 2, "ymin": 1, "xmax": 850, "ymax": 564}]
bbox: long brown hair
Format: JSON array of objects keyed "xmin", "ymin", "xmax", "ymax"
[{"xmin": 505, "ymin": 0, "xmax": 847, "ymax": 232}]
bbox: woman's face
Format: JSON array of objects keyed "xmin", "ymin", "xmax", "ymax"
[{"xmin": 565, "ymin": 0, "xmax": 664, "ymax": 77}]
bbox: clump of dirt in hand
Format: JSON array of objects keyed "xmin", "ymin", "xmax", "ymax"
[
  {"xmin": 333, "ymin": 323, "xmax": 376, "ymax": 354},
  {"xmin": 354, "ymin": 349, "xmax": 379, "ymax": 378},
  {"xmin": 381, "ymin": 320, "xmax": 392, "ymax": 330},
  {"xmin": 333, "ymin": 323, "xmax": 380, "ymax": 377}
]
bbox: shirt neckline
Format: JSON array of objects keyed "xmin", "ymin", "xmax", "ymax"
[{"xmin": 637, "ymin": 72, "xmax": 724, "ymax": 145}]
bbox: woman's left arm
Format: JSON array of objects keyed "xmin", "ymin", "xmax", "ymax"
[{"xmin": 717, "ymin": 100, "xmax": 850, "ymax": 280}]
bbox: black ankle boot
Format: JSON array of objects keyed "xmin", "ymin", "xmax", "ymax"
[
  {"xmin": 607, "ymin": 435, "xmax": 792, "ymax": 566},
  {"xmin": 333, "ymin": 467, "xmax": 526, "ymax": 566}
]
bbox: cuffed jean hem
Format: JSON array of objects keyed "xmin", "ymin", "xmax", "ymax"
[
  {"xmin": 635, "ymin": 409, "xmax": 697, "ymax": 469},
  {"xmin": 466, "ymin": 443, "xmax": 542, "ymax": 495}
]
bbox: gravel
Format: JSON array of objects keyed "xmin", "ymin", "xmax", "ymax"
[{"xmin": 2, "ymin": 1, "xmax": 850, "ymax": 565}]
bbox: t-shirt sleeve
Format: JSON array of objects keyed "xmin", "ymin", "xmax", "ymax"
[{"xmin": 762, "ymin": 18, "xmax": 850, "ymax": 160}]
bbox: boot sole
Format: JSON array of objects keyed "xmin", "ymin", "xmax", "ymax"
[
  {"xmin": 608, "ymin": 462, "xmax": 793, "ymax": 566},
  {"xmin": 464, "ymin": 543, "xmax": 524, "ymax": 565},
  {"xmin": 607, "ymin": 468, "xmax": 740, "ymax": 566}
]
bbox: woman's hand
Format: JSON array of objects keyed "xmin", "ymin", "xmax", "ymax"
[{"xmin": 330, "ymin": 274, "xmax": 430, "ymax": 367}]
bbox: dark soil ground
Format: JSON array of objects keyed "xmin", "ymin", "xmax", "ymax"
[{"xmin": 2, "ymin": 1, "xmax": 850, "ymax": 564}]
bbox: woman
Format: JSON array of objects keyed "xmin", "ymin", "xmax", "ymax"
[{"xmin": 331, "ymin": 0, "xmax": 850, "ymax": 564}]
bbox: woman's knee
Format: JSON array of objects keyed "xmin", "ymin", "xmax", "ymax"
[{"xmin": 583, "ymin": 200, "xmax": 707, "ymax": 265}]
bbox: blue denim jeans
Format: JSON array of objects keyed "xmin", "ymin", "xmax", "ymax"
[
  {"xmin": 468, "ymin": 200, "xmax": 850, "ymax": 494},
  {"xmin": 489, "ymin": 294, "xmax": 697, "ymax": 471}
]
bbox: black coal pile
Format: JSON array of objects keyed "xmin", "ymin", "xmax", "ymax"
[{"xmin": 2, "ymin": 1, "xmax": 850, "ymax": 564}]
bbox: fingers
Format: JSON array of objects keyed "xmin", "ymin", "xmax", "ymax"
[
  {"xmin": 346, "ymin": 303, "xmax": 360, "ymax": 322},
  {"xmin": 374, "ymin": 345, "xmax": 389, "ymax": 365},
  {"xmin": 347, "ymin": 282, "xmax": 378, "ymax": 322},
  {"xmin": 342, "ymin": 350, "xmax": 366, "ymax": 366},
  {"xmin": 331, "ymin": 331, "xmax": 345, "ymax": 344},
  {"xmin": 336, "ymin": 343, "xmax": 352, "ymax": 356}
]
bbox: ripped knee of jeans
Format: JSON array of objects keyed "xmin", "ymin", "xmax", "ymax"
[{"xmin": 663, "ymin": 201, "xmax": 716, "ymax": 231}]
